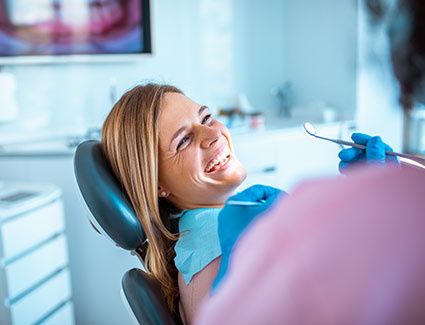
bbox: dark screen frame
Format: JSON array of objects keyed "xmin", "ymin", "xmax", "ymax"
[{"xmin": 0, "ymin": 0, "xmax": 153, "ymax": 64}]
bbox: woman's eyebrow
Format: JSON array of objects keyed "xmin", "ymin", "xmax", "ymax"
[
  {"xmin": 199, "ymin": 105, "xmax": 208, "ymax": 115},
  {"xmin": 171, "ymin": 126, "xmax": 187, "ymax": 146},
  {"xmin": 170, "ymin": 105, "xmax": 209, "ymax": 147}
]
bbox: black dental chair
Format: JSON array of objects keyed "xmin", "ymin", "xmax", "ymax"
[{"xmin": 74, "ymin": 140, "xmax": 183, "ymax": 325}]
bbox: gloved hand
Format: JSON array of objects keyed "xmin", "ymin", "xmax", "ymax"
[
  {"xmin": 211, "ymin": 184, "xmax": 285, "ymax": 293},
  {"xmin": 338, "ymin": 133, "xmax": 399, "ymax": 174}
]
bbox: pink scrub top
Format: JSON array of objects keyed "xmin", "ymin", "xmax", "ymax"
[{"xmin": 195, "ymin": 165, "xmax": 425, "ymax": 325}]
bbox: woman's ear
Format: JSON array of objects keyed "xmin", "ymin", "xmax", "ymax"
[{"xmin": 158, "ymin": 187, "xmax": 169, "ymax": 198}]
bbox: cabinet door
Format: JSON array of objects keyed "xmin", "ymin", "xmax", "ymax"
[
  {"xmin": 1, "ymin": 200, "xmax": 65, "ymax": 260},
  {"xmin": 10, "ymin": 269, "xmax": 72, "ymax": 325},
  {"xmin": 277, "ymin": 125, "xmax": 341, "ymax": 191},
  {"xmin": 6, "ymin": 234, "xmax": 69, "ymax": 299},
  {"xmin": 234, "ymin": 136, "xmax": 280, "ymax": 190},
  {"xmin": 41, "ymin": 301, "xmax": 75, "ymax": 325}
]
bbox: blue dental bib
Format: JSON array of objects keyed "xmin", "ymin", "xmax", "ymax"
[{"xmin": 174, "ymin": 208, "xmax": 222, "ymax": 285}]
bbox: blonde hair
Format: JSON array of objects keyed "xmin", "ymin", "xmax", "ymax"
[{"xmin": 101, "ymin": 83, "xmax": 183, "ymax": 311}]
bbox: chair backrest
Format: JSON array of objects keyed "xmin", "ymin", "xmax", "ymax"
[
  {"xmin": 74, "ymin": 140, "xmax": 145, "ymax": 250},
  {"xmin": 74, "ymin": 140, "xmax": 181, "ymax": 324},
  {"xmin": 122, "ymin": 268, "xmax": 181, "ymax": 325}
]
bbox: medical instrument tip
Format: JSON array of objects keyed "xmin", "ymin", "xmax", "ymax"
[
  {"xmin": 303, "ymin": 122, "xmax": 316, "ymax": 136},
  {"xmin": 227, "ymin": 200, "xmax": 266, "ymax": 206}
]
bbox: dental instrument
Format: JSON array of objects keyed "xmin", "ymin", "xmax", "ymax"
[
  {"xmin": 303, "ymin": 122, "xmax": 425, "ymax": 162},
  {"xmin": 227, "ymin": 200, "xmax": 266, "ymax": 206}
]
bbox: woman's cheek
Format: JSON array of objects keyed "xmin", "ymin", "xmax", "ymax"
[{"xmin": 214, "ymin": 120, "xmax": 229, "ymax": 133}]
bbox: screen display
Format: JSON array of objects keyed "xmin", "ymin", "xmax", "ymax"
[{"xmin": 0, "ymin": 0, "xmax": 151, "ymax": 57}]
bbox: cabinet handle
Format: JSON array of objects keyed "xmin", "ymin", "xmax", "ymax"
[
  {"xmin": 262, "ymin": 166, "xmax": 277, "ymax": 173},
  {"xmin": 247, "ymin": 166, "xmax": 277, "ymax": 174}
]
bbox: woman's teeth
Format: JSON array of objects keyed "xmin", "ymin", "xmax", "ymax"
[{"xmin": 205, "ymin": 148, "xmax": 231, "ymax": 172}]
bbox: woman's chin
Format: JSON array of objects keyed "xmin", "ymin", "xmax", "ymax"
[
  {"xmin": 230, "ymin": 168, "xmax": 247, "ymax": 189},
  {"xmin": 220, "ymin": 164, "xmax": 247, "ymax": 190}
]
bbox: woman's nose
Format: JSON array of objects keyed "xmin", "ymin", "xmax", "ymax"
[{"xmin": 200, "ymin": 126, "xmax": 220, "ymax": 149}]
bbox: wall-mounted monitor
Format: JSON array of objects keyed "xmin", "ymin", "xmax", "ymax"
[{"xmin": 0, "ymin": 0, "xmax": 151, "ymax": 64}]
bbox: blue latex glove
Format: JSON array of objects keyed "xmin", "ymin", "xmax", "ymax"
[
  {"xmin": 211, "ymin": 184, "xmax": 285, "ymax": 293},
  {"xmin": 338, "ymin": 133, "xmax": 399, "ymax": 174}
]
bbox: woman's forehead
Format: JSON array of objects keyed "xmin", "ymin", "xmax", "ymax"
[
  {"xmin": 162, "ymin": 92, "xmax": 194, "ymax": 109},
  {"xmin": 161, "ymin": 92, "xmax": 208, "ymax": 123}
]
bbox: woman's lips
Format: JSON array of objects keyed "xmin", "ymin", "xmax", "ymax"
[
  {"xmin": 212, "ymin": 154, "xmax": 232, "ymax": 173},
  {"xmin": 205, "ymin": 154, "xmax": 233, "ymax": 173},
  {"xmin": 204, "ymin": 143, "xmax": 231, "ymax": 172}
]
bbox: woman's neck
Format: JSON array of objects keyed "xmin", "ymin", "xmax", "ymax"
[{"xmin": 174, "ymin": 192, "xmax": 236, "ymax": 210}]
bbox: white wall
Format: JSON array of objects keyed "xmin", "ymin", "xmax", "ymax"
[
  {"xmin": 232, "ymin": 0, "xmax": 286, "ymax": 112},
  {"xmin": 282, "ymin": 0, "xmax": 358, "ymax": 118}
]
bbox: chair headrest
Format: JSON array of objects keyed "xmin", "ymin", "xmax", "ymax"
[{"xmin": 74, "ymin": 140, "xmax": 146, "ymax": 250}]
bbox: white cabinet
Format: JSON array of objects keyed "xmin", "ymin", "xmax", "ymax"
[
  {"xmin": 0, "ymin": 155, "xmax": 143, "ymax": 325},
  {"xmin": 233, "ymin": 135, "xmax": 279, "ymax": 190},
  {"xmin": 0, "ymin": 183, "xmax": 74, "ymax": 325}
]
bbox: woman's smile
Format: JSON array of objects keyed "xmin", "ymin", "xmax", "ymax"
[{"xmin": 204, "ymin": 142, "xmax": 232, "ymax": 173}]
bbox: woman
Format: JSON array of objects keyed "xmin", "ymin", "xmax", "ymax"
[{"xmin": 101, "ymin": 83, "xmax": 248, "ymax": 323}]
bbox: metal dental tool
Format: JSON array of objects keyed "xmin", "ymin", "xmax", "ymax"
[
  {"xmin": 303, "ymin": 122, "xmax": 425, "ymax": 163},
  {"xmin": 227, "ymin": 199, "xmax": 266, "ymax": 206}
]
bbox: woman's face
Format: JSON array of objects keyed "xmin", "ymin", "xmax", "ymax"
[{"xmin": 158, "ymin": 92, "xmax": 247, "ymax": 210}]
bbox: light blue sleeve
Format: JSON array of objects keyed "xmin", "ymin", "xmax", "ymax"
[{"xmin": 174, "ymin": 208, "xmax": 222, "ymax": 285}]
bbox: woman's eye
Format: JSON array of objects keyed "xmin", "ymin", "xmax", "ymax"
[
  {"xmin": 202, "ymin": 114, "xmax": 212, "ymax": 124},
  {"xmin": 177, "ymin": 136, "xmax": 191, "ymax": 151}
]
